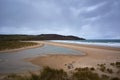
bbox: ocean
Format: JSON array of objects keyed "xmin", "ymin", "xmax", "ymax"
[{"xmin": 50, "ymin": 39, "xmax": 120, "ymax": 48}]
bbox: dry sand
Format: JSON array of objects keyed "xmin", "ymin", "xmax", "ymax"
[{"xmin": 28, "ymin": 41, "xmax": 120, "ymax": 71}]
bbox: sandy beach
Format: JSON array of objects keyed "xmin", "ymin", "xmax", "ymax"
[
  {"xmin": 0, "ymin": 41, "xmax": 120, "ymax": 79},
  {"xmin": 28, "ymin": 41, "xmax": 120, "ymax": 73}
]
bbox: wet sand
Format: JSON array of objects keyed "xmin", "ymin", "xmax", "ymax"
[{"xmin": 28, "ymin": 41, "xmax": 120, "ymax": 71}]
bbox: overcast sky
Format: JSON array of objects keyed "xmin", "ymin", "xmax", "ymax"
[{"xmin": 0, "ymin": 0, "xmax": 120, "ymax": 39}]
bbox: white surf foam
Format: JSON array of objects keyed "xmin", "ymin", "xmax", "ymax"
[{"xmin": 50, "ymin": 40, "xmax": 120, "ymax": 48}]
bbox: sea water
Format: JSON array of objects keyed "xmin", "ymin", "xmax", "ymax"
[{"xmin": 51, "ymin": 39, "xmax": 120, "ymax": 48}]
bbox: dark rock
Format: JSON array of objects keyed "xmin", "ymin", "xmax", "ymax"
[{"xmin": 67, "ymin": 64, "xmax": 74, "ymax": 69}]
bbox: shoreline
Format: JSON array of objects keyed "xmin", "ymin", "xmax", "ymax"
[
  {"xmin": 51, "ymin": 40, "xmax": 120, "ymax": 48},
  {"xmin": 0, "ymin": 43, "xmax": 44, "ymax": 53},
  {"xmin": 42, "ymin": 41, "xmax": 120, "ymax": 51},
  {"xmin": 28, "ymin": 41, "xmax": 120, "ymax": 72},
  {"xmin": 0, "ymin": 41, "xmax": 120, "ymax": 79}
]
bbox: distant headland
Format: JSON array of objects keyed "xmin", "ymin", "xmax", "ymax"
[{"xmin": 0, "ymin": 34, "xmax": 85, "ymax": 41}]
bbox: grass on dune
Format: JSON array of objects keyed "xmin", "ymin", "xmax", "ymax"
[
  {"xmin": 6, "ymin": 67, "xmax": 68, "ymax": 80},
  {"xmin": 6, "ymin": 66, "xmax": 120, "ymax": 80},
  {"xmin": 0, "ymin": 41, "xmax": 38, "ymax": 51}
]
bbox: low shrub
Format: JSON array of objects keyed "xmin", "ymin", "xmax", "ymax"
[
  {"xmin": 110, "ymin": 77, "xmax": 120, "ymax": 80},
  {"xmin": 116, "ymin": 62, "xmax": 120, "ymax": 68},
  {"xmin": 107, "ymin": 68, "xmax": 113, "ymax": 74},
  {"xmin": 90, "ymin": 67, "xmax": 95, "ymax": 71},
  {"xmin": 39, "ymin": 67, "xmax": 68, "ymax": 80},
  {"xmin": 101, "ymin": 74, "xmax": 109, "ymax": 80},
  {"xmin": 7, "ymin": 67, "xmax": 119, "ymax": 80},
  {"xmin": 110, "ymin": 63, "xmax": 115, "ymax": 66},
  {"xmin": 99, "ymin": 66, "xmax": 106, "ymax": 72},
  {"xmin": 6, "ymin": 67, "xmax": 68, "ymax": 80},
  {"xmin": 73, "ymin": 67, "xmax": 100, "ymax": 80}
]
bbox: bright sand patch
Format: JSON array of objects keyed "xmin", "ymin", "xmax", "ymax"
[{"xmin": 28, "ymin": 41, "xmax": 120, "ymax": 70}]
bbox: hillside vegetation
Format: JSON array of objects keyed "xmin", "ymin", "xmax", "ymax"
[
  {"xmin": 0, "ymin": 41, "xmax": 38, "ymax": 51},
  {"xmin": 0, "ymin": 34, "xmax": 85, "ymax": 41}
]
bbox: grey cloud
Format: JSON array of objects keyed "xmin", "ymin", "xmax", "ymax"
[{"xmin": 0, "ymin": 0, "xmax": 120, "ymax": 39}]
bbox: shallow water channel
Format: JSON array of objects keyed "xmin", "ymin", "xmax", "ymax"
[{"xmin": 0, "ymin": 44, "xmax": 83, "ymax": 73}]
